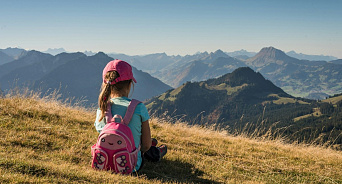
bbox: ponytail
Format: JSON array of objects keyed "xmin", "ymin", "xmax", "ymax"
[
  {"xmin": 98, "ymin": 82, "xmax": 111, "ymax": 121},
  {"xmin": 98, "ymin": 71, "xmax": 119, "ymax": 121},
  {"xmin": 98, "ymin": 71, "xmax": 133, "ymax": 121}
]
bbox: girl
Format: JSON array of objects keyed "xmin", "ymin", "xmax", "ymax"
[{"xmin": 94, "ymin": 59, "xmax": 167, "ymax": 172}]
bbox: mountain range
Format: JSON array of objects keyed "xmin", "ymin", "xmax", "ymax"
[
  {"xmin": 0, "ymin": 48, "xmax": 27, "ymax": 65},
  {"xmin": 125, "ymin": 47, "xmax": 341, "ymax": 99},
  {"xmin": 37, "ymin": 47, "xmax": 339, "ymax": 62},
  {"xmin": 223, "ymin": 49, "xmax": 338, "ymax": 61},
  {"xmin": 146, "ymin": 67, "xmax": 342, "ymax": 148},
  {"xmin": 247, "ymin": 47, "xmax": 342, "ymax": 98},
  {"xmin": 0, "ymin": 51, "xmax": 52, "ymax": 82},
  {"xmin": 0, "ymin": 47, "xmax": 27, "ymax": 59},
  {"xmin": 29, "ymin": 47, "xmax": 341, "ymax": 98},
  {"xmin": 1, "ymin": 46, "xmax": 342, "ymax": 101},
  {"xmin": 0, "ymin": 51, "xmax": 171, "ymax": 106},
  {"xmin": 286, "ymin": 50, "xmax": 338, "ymax": 61},
  {"xmin": 157, "ymin": 50, "xmax": 248, "ymax": 87}
]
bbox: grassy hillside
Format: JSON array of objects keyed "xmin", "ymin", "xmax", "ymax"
[
  {"xmin": 323, "ymin": 94, "xmax": 342, "ymax": 105},
  {"xmin": 1, "ymin": 94, "xmax": 342, "ymax": 183}
]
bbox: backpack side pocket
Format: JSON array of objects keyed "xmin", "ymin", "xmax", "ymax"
[
  {"xmin": 113, "ymin": 151, "xmax": 134, "ymax": 174},
  {"xmin": 129, "ymin": 147, "xmax": 139, "ymax": 168},
  {"xmin": 91, "ymin": 144, "xmax": 109, "ymax": 170}
]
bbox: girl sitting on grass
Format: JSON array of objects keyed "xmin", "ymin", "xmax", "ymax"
[{"xmin": 94, "ymin": 59, "xmax": 167, "ymax": 172}]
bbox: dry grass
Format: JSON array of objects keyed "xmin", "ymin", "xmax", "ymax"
[{"xmin": 1, "ymin": 92, "xmax": 342, "ymax": 183}]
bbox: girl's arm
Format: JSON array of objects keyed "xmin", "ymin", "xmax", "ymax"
[{"xmin": 141, "ymin": 120, "xmax": 152, "ymax": 153}]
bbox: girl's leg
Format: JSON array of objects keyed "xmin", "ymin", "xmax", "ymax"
[{"xmin": 144, "ymin": 138, "xmax": 167, "ymax": 162}]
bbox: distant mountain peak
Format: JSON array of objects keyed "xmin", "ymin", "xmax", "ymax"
[
  {"xmin": 231, "ymin": 66, "xmax": 255, "ymax": 75},
  {"xmin": 43, "ymin": 48, "xmax": 66, "ymax": 55},
  {"xmin": 152, "ymin": 52, "xmax": 168, "ymax": 58},
  {"xmin": 194, "ymin": 51, "xmax": 209, "ymax": 55},
  {"xmin": 201, "ymin": 49, "xmax": 230, "ymax": 61},
  {"xmin": 214, "ymin": 49, "xmax": 224, "ymax": 54},
  {"xmin": 93, "ymin": 51, "xmax": 108, "ymax": 57},
  {"xmin": 55, "ymin": 51, "xmax": 85, "ymax": 57},
  {"xmin": 246, "ymin": 47, "xmax": 293, "ymax": 67},
  {"xmin": 83, "ymin": 50, "xmax": 96, "ymax": 56},
  {"xmin": 258, "ymin": 47, "xmax": 286, "ymax": 57},
  {"xmin": 0, "ymin": 47, "xmax": 27, "ymax": 59},
  {"xmin": 26, "ymin": 50, "xmax": 52, "ymax": 57},
  {"xmin": 211, "ymin": 67, "xmax": 267, "ymax": 87},
  {"xmin": 226, "ymin": 49, "xmax": 257, "ymax": 57},
  {"xmin": 287, "ymin": 50, "xmax": 296, "ymax": 54},
  {"xmin": 90, "ymin": 52, "xmax": 113, "ymax": 61},
  {"xmin": 147, "ymin": 52, "xmax": 167, "ymax": 56},
  {"xmin": 211, "ymin": 49, "xmax": 227, "ymax": 56},
  {"xmin": 53, "ymin": 52, "xmax": 86, "ymax": 64}
]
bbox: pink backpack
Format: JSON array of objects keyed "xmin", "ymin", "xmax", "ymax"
[{"xmin": 91, "ymin": 99, "xmax": 141, "ymax": 174}]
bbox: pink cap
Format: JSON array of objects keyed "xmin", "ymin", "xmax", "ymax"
[{"xmin": 102, "ymin": 59, "xmax": 137, "ymax": 85}]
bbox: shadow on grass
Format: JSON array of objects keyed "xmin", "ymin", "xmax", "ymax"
[{"xmin": 136, "ymin": 159, "xmax": 220, "ymax": 184}]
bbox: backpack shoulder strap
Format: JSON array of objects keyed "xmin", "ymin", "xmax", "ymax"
[
  {"xmin": 123, "ymin": 99, "xmax": 141, "ymax": 125},
  {"xmin": 105, "ymin": 101, "xmax": 113, "ymax": 124}
]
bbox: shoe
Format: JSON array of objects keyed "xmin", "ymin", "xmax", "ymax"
[
  {"xmin": 151, "ymin": 138, "xmax": 158, "ymax": 147},
  {"xmin": 158, "ymin": 144, "xmax": 167, "ymax": 159}
]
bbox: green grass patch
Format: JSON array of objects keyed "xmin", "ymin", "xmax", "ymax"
[
  {"xmin": 294, "ymin": 108, "xmax": 322, "ymax": 122},
  {"xmin": 205, "ymin": 83, "xmax": 248, "ymax": 95}
]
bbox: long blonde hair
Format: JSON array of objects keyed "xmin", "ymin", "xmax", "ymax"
[{"xmin": 98, "ymin": 71, "xmax": 132, "ymax": 121}]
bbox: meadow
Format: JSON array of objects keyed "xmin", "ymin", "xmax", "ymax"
[{"xmin": 1, "ymin": 92, "xmax": 342, "ymax": 183}]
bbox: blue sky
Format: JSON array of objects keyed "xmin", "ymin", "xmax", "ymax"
[{"xmin": 1, "ymin": 0, "xmax": 341, "ymax": 58}]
